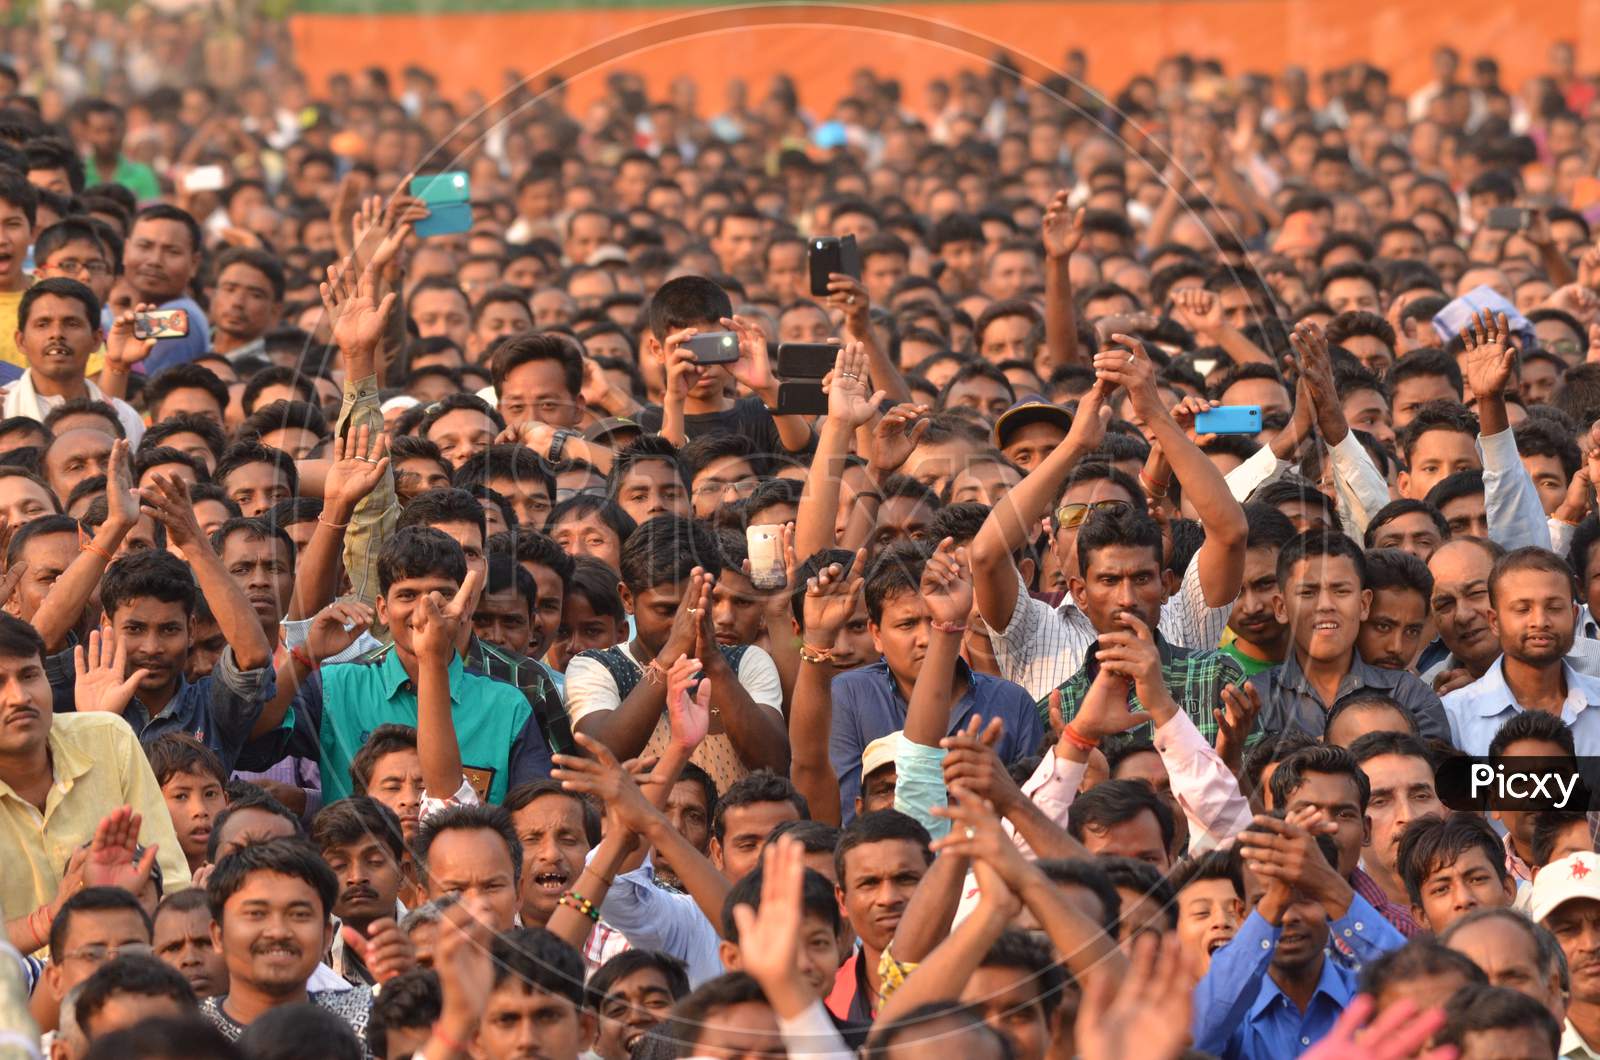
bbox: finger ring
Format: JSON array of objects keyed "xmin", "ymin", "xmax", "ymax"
[
  {"xmin": 964, "ymin": 827, "xmax": 976, "ymax": 840},
  {"xmin": 1127, "ymin": 354, "xmax": 1135, "ymax": 365},
  {"xmin": 687, "ymin": 608, "xmax": 698, "ymax": 615},
  {"xmin": 847, "ymin": 295, "xmax": 856, "ymax": 305}
]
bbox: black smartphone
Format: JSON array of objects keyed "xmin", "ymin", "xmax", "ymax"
[
  {"xmin": 776, "ymin": 381, "xmax": 829, "ymax": 416},
  {"xmin": 808, "ymin": 234, "xmax": 860, "ymax": 296},
  {"xmin": 776, "ymin": 342, "xmax": 838, "ymax": 380},
  {"xmin": 1486, "ymin": 206, "xmax": 1531, "ymax": 231},
  {"xmin": 685, "ymin": 331, "xmax": 740, "ymax": 364}
]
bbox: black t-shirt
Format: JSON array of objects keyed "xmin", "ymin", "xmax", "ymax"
[{"xmin": 636, "ymin": 394, "xmax": 806, "ymax": 467}]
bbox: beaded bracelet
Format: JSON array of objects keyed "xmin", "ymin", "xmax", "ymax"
[
  {"xmin": 799, "ymin": 643, "xmax": 834, "ymax": 664},
  {"xmin": 559, "ymin": 890, "xmax": 601, "ymax": 922}
]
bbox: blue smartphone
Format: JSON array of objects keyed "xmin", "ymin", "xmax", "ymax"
[
  {"xmin": 1194, "ymin": 405, "xmax": 1262, "ymax": 435},
  {"xmin": 411, "ymin": 171, "xmax": 471, "ymax": 237}
]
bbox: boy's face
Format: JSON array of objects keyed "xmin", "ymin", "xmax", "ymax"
[
  {"xmin": 379, "ymin": 572, "xmax": 462, "ymax": 658},
  {"xmin": 1398, "ymin": 429, "xmax": 1479, "ymax": 500},
  {"xmin": 112, "ymin": 596, "xmax": 192, "ymax": 696},
  {"xmin": 526, "ymin": 562, "xmax": 565, "ymax": 658},
  {"xmin": 367, "ymin": 747, "xmax": 424, "ymax": 839},
  {"xmin": 1413, "ymin": 845, "xmax": 1515, "ymax": 933},
  {"xmin": 1275, "ymin": 554, "xmax": 1371, "ymax": 663},
  {"xmin": 37, "ymin": 238, "xmax": 114, "ymax": 301},
  {"xmin": 161, "ymin": 767, "xmax": 226, "ymax": 866},
  {"xmin": 711, "ymin": 800, "xmax": 801, "ymax": 882},
  {"xmin": 1176, "ymin": 879, "xmax": 1244, "ymax": 975},
  {"xmin": 711, "ymin": 568, "xmax": 765, "ymax": 647},
  {"xmin": 722, "ymin": 910, "xmax": 841, "ymax": 1001},
  {"xmin": 0, "ymin": 199, "xmax": 31, "ymax": 286},
  {"xmin": 1228, "ymin": 545, "xmax": 1288, "ymax": 649},
  {"xmin": 613, "ymin": 460, "xmax": 689, "ymax": 525},
  {"xmin": 623, "ymin": 580, "xmax": 687, "ymax": 657},
  {"xmin": 222, "ymin": 461, "xmax": 292, "ymax": 518},
  {"xmin": 1357, "ymin": 587, "xmax": 1429, "ymax": 670},
  {"xmin": 870, "ymin": 590, "xmax": 931, "ymax": 686},
  {"xmin": 1370, "ymin": 511, "xmax": 1445, "ymax": 562},
  {"xmin": 594, "ymin": 966, "xmax": 678, "ymax": 1059},
  {"xmin": 551, "ymin": 592, "xmax": 623, "ymax": 673},
  {"xmin": 959, "ymin": 964, "xmax": 1051, "ymax": 1060}
]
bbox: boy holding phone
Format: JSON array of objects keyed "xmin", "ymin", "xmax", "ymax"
[{"xmin": 641, "ymin": 275, "xmax": 813, "ymax": 463}]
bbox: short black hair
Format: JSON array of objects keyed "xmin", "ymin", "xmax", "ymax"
[
  {"xmin": 366, "ymin": 969, "xmax": 441, "ymax": 1059},
  {"xmin": 1424, "ymin": 468, "xmax": 1485, "ymax": 515},
  {"xmin": 238, "ymin": 400, "xmax": 329, "ymax": 448},
  {"xmin": 101, "ymin": 548, "xmax": 197, "ymax": 620},
  {"xmin": 207, "ymin": 838, "xmax": 338, "ymax": 924},
  {"xmin": 50, "ymin": 886, "xmax": 152, "ymax": 957},
  {"xmin": 1276, "ymin": 529, "xmax": 1368, "ymax": 594},
  {"xmin": 618, "ymin": 514, "xmax": 721, "ymax": 594},
  {"xmin": 1034, "ymin": 858, "xmax": 1122, "ymax": 936},
  {"xmin": 585, "ymin": 949, "xmax": 691, "ymax": 1013},
  {"xmin": 310, "ymin": 796, "xmax": 406, "ymax": 863},
  {"xmin": 141, "ymin": 413, "xmax": 227, "ymax": 460},
  {"xmin": 1389, "ymin": 348, "xmax": 1463, "ymax": 398},
  {"xmin": 609, "ymin": 434, "xmax": 689, "ymax": 497},
  {"xmin": 720, "ymin": 866, "xmax": 840, "ymax": 941},
  {"xmin": 397, "ymin": 486, "xmax": 487, "ymax": 544},
  {"xmin": 1489, "ymin": 708, "xmax": 1577, "ymax": 759},
  {"xmin": 74, "ymin": 955, "xmax": 196, "ymax": 1032},
  {"xmin": 212, "ymin": 441, "xmax": 298, "ymax": 497},
  {"xmin": 1437, "ymin": 983, "xmax": 1560, "ymax": 1057},
  {"xmin": 80, "ymin": 1016, "xmax": 242, "ymax": 1060},
  {"xmin": 377, "ymin": 525, "xmax": 467, "ymax": 595},
  {"xmin": 1075, "ymin": 504, "xmax": 1164, "ymax": 576},
  {"xmin": 863, "ymin": 1002, "xmax": 1014, "ymax": 1060},
  {"xmin": 1166, "ymin": 846, "xmax": 1247, "ymax": 901},
  {"xmin": 1347, "ymin": 729, "xmax": 1434, "ymax": 770},
  {"xmin": 1066, "ymin": 778, "xmax": 1175, "ymax": 853},
  {"xmin": 647, "ymin": 275, "xmax": 734, "ymax": 339},
  {"xmin": 1530, "ymin": 810, "xmax": 1591, "ymax": 869},
  {"xmin": 1364, "ymin": 499, "xmax": 1449, "ymax": 548},
  {"xmin": 418, "ymin": 393, "xmax": 506, "ymax": 440},
  {"xmin": 350, "ymin": 723, "xmax": 418, "ymax": 797},
  {"xmin": 17, "ymin": 275, "xmax": 98, "ymax": 330},
  {"xmin": 413, "ymin": 803, "xmax": 523, "ymax": 885},
  {"xmin": 133, "ymin": 203, "xmax": 202, "ymax": 253},
  {"xmin": 1357, "ymin": 937, "xmax": 1487, "ymax": 1000},
  {"xmin": 490, "ymin": 331, "xmax": 583, "ymax": 397},
  {"xmin": 834, "ymin": 809, "xmax": 932, "ymax": 886},
  {"xmin": 660, "ymin": 972, "xmax": 768, "ymax": 1057},
  {"xmin": 214, "ymin": 245, "xmax": 286, "ymax": 302},
  {"xmin": 211, "ymin": 515, "xmax": 296, "ymax": 568},
  {"xmin": 1268, "ymin": 744, "xmax": 1371, "ymax": 812},
  {"xmin": 1488, "ymin": 546, "xmax": 1579, "ymax": 608},
  {"xmin": 239, "ymin": 366, "xmax": 316, "ymax": 416},
  {"xmin": 237, "ymin": 1000, "xmax": 364, "ymax": 1060},
  {"xmin": 1397, "ymin": 812, "xmax": 1508, "ymax": 908},
  {"xmin": 505, "ymin": 778, "xmax": 601, "ymax": 846},
  {"xmin": 489, "ymin": 927, "xmax": 587, "ymax": 1008},
  {"xmin": 712, "ymin": 770, "xmax": 809, "ymax": 843},
  {"xmin": 979, "ymin": 928, "xmax": 1067, "ymax": 1017},
  {"xmin": 1363, "ymin": 547, "xmax": 1433, "ymax": 604},
  {"xmin": 144, "ymin": 731, "xmax": 227, "ymax": 788},
  {"xmin": 206, "ymin": 786, "xmax": 302, "ymax": 862}
]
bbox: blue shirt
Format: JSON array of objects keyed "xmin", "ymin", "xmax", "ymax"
[
  {"xmin": 1193, "ymin": 894, "xmax": 1405, "ymax": 1059},
  {"xmin": 828, "ymin": 659, "xmax": 1044, "ymax": 823},
  {"xmin": 1442, "ymin": 657, "xmax": 1600, "ymax": 755},
  {"xmin": 119, "ymin": 646, "xmax": 278, "ymax": 775},
  {"xmin": 142, "ymin": 296, "xmax": 211, "ymax": 375},
  {"xmin": 293, "ymin": 645, "xmax": 547, "ymax": 804}
]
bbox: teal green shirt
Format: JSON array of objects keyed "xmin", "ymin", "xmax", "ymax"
[
  {"xmin": 84, "ymin": 154, "xmax": 161, "ymax": 202},
  {"xmin": 305, "ymin": 645, "xmax": 543, "ymax": 805}
]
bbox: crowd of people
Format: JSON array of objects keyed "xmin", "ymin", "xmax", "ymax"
[{"xmin": 6, "ymin": 14, "xmax": 1600, "ymax": 1060}]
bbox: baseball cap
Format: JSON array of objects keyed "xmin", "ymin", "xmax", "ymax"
[
  {"xmin": 585, "ymin": 416, "xmax": 643, "ymax": 447},
  {"xmin": 992, "ymin": 397, "xmax": 1071, "ymax": 450},
  {"xmin": 1529, "ymin": 850, "xmax": 1600, "ymax": 923},
  {"xmin": 862, "ymin": 733, "xmax": 901, "ymax": 779}
]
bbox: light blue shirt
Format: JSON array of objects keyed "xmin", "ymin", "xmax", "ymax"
[
  {"xmin": 1482, "ymin": 428, "xmax": 1552, "ymax": 550},
  {"xmin": 1442, "ymin": 657, "xmax": 1600, "ymax": 755},
  {"xmin": 597, "ymin": 863, "xmax": 723, "ymax": 986}
]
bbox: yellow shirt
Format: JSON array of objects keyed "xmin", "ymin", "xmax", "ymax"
[{"xmin": 0, "ymin": 712, "xmax": 190, "ymax": 934}]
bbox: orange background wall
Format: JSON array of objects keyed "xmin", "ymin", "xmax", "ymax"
[{"xmin": 289, "ymin": 1, "xmax": 1597, "ymax": 118}]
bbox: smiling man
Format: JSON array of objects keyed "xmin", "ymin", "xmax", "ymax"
[{"xmin": 123, "ymin": 204, "xmax": 210, "ymax": 373}]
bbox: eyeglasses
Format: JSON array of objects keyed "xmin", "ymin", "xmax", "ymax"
[
  {"xmin": 1546, "ymin": 338, "xmax": 1581, "ymax": 357},
  {"xmin": 47, "ymin": 259, "xmax": 112, "ymax": 277},
  {"xmin": 64, "ymin": 942, "xmax": 153, "ymax": 964},
  {"xmin": 692, "ymin": 477, "xmax": 759, "ymax": 498},
  {"xmin": 1054, "ymin": 500, "xmax": 1131, "ymax": 529},
  {"xmin": 555, "ymin": 486, "xmax": 606, "ymax": 502}
]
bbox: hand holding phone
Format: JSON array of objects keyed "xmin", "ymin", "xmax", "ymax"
[
  {"xmin": 1192, "ymin": 405, "xmax": 1261, "ymax": 435},
  {"xmin": 808, "ymin": 235, "xmax": 860, "ymax": 296},
  {"xmin": 685, "ymin": 331, "xmax": 740, "ymax": 365},
  {"xmin": 410, "ymin": 171, "xmax": 472, "ymax": 238},
  {"xmin": 132, "ymin": 309, "xmax": 189, "ymax": 341}
]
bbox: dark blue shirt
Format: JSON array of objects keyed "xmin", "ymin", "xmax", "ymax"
[
  {"xmin": 828, "ymin": 659, "xmax": 1044, "ymax": 823},
  {"xmin": 120, "ymin": 646, "xmax": 280, "ymax": 774}
]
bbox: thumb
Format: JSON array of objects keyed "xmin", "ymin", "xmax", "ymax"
[
  {"xmin": 341, "ymin": 923, "xmax": 370, "ymax": 959},
  {"xmin": 979, "ymin": 716, "xmax": 1004, "ymax": 748},
  {"xmin": 134, "ymin": 843, "xmax": 158, "ymax": 880},
  {"xmin": 1048, "ymin": 689, "xmax": 1064, "ymax": 731}
]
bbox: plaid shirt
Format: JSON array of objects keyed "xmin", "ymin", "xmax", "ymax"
[
  {"xmin": 1043, "ymin": 633, "xmax": 1242, "ymax": 745},
  {"xmin": 466, "ymin": 638, "xmax": 574, "ymax": 758},
  {"xmin": 1350, "ymin": 866, "xmax": 1421, "ymax": 939}
]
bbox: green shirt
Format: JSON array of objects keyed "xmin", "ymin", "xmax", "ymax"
[
  {"xmin": 307, "ymin": 644, "xmax": 542, "ymax": 804},
  {"xmin": 84, "ymin": 154, "xmax": 161, "ymax": 202},
  {"xmin": 1220, "ymin": 640, "xmax": 1279, "ymax": 677}
]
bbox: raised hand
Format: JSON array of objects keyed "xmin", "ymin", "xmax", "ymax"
[
  {"xmin": 665, "ymin": 653, "xmax": 711, "ymax": 753},
  {"xmin": 551, "ymin": 732, "xmax": 658, "ymax": 837},
  {"xmin": 662, "ymin": 327, "xmax": 705, "ymax": 402},
  {"xmin": 320, "ymin": 252, "xmax": 399, "ymax": 361},
  {"xmin": 305, "ymin": 601, "xmax": 376, "ymax": 663},
  {"xmin": 940, "ymin": 715, "xmax": 1023, "ymax": 813},
  {"xmin": 1076, "ymin": 931, "xmax": 1196, "ymax": 1060},
  {"xmin": 930, "ymin": 785, "xmax": 1034, "ymax": 901},
  {"xmin": 1040, "ymin": 191, "xmax": 1085, "ymax": 261},
  {"xmin": 1093, "ymin": 334, "xmax": 1163, "ymax": 423},
  {"xmin": 74, "ymin": 627, "xmax": 149, "ymax": 715},
  {"xmin": 1064, "ymin": 379, "xmax": 1113, "ymax": 452},
  {"xmin": 1170, "ymin": 394, "xmax": 1220, "ymax": 446},
  {"xmin": 1299, "ymin": 996, "xmax": 1452, "ymax": 1060},
  {"xmin": 323, "ymin": 424, "xmax": 391, "ymax": 518},
  {"xmin": 1239, "ymin": 813, "xmax": 1352, "ymax": 918},
  {"xmin": 1458, "ymin": 308, "xmax": 1515, "ymax": 402},
  {"xmin": 430, "ymin": 900, "xmax": 495, "ymax": 1048},
  {"xmin": 868, "ymin": 403, "xmax": 930, "ymax": 478},
  {"xmin": 138, "ymin": 473, "xmax": 204, "ymax": 553},
  {"xmin": 801, "ymin": 548, "xmax": 866, "ymax": 646},
  {"xmin": 105, "ymin": 303, "xmax": 158, "ymax": 373},
  {"xmin": 720, "ymin": 315, "xmax": 777, "ymax": 396},
  {"xmin": 414, "ymin": 568, "xmax": 483, "ymax": 665},
  {"xmin": 82, "ymin": 805, "xmax": 159, "ymax": 894},
  {"xmin": 1172, "ymin": 288, "xmax": 1224, "ymax": 339},
  {"xmin": 1214, "ymin": 682, "xmax": 1261, "ymax": 774},
  {"xmin": 731, "ymin": 836, "xmax": 814, "ymax": 1017},
  {"xmin": 340, "ymin": 917, "xmax": 416, "ymax": 984},
  {"xmin": 824, "ymin": 341, "xmax": 884, "ymax": 428},
  {"xmin": 1094, "ymin": 614, "xmax": 1165, "ymax": 698},
  {"xmin": 825, "ymin": 273, "xmax": 871, "ymax": 336},
  {"xmin": 105, "ymin": 438, "xmax": 141, "ymax": 531},
  {"xmin": 921, "ymin": 536, "xmax": 973, "ymax": 627},
  {"xmin": 656, "ymin": 568, "xmax": 711, "ymax": 666}
]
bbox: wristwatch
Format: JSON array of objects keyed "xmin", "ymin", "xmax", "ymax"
[{"xmin": 547, "ymin": 428, "xmax": 579, "ymax": 463}]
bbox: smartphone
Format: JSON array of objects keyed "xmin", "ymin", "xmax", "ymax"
[
  {"xmin": 776, "ymin": 342, "xmax": 838, "ymax": 380},
  {"xmin": 411, "ymin": 171, "xmax": 472, "ymax": 237},
  {"xmin": 746, "ymin": 524, "xmax": 787, "ymax": 590},
  {"xmin": 776, "ymin": 381, "xmax": 829, "ymax": 416},
  {"xmin": 183, "ymin": 165, "xmax": 226, "ymax": 193},
  {"xmin": 1486, "ymin": 206, "xmax": 1531, "ymax": 231},
  {"xmin": 133, "ymin": 308, "xmax": 189, "ymax": 340},
  {"xmin": 1193, "ymin": 405, "xmax": 1262, "ymax": 435},
  {"xmin": 808, "ymin": 234, "xmax": 860, "ymax": 296},
  {"xmin": 685, "ymin": 331, "xmax": 740, "ymax": 364}
]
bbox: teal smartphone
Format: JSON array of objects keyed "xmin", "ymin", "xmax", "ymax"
[
  {"xmin": 1194, "ymin": 405, "xmax": 1262, "ymax": 435},
  {"xmin": 411, "ymin": 171, "xmax": 471, "ymax": 237}
]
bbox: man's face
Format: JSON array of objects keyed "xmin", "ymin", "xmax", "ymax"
[
  {"xmin": 1447, "ymin": 915, "xmax": 1564, "ymax": 1019},
  {"xmin": 395, "ymin": 456, "xmax": 452, "ymax": 501},
  {"xmin": 1000, "ymin": 422, "xmax": 1065, "ymax": 475},
  {"xmin": 154, "ymin": 903, "xmax": 227, "ymax": 997},
  {"xmin": 424, "ymin": 827, "xmax": 520, "ymax": 932},
  {"xmin": 1547, "ymin": 897, "xmax": 1600, "ymax": 1004},
  {"xmin": 1323, "ymin": 277, "xmax": 1380, "ymax": 314},
  {"xmin": 212, "ymin": 261, "xmax": 280, "ymax": 343},
  {"xmin": 51, "ymin": 908, "xmax": 153, "ymax": 993},
  {"xmin": 1229, "ymin": 545, "xmax": 1289, "ymax": 651},
  {"xmin": 712, "ymin": 800, "xmax": 801, "ymax": 882},
  {"xmin": 497, "ymin": 358, "xmax": 580, "ymax": 429},
  {"xmin": 838, "ymin": 838, "xmax": 929, "ymax": 950},
  {"xmin": 161, "ymin": 767, "xmax": 226, "ymax": 867},
  {"xmin": 594, "ymin": 966, "xmax": 678, "ymax": 1059},
  {"xmin": 511, "ymin": 793, "xmax": 592, "ymax": 924},
  {"xmin": 551, "ymin": 513, "xmax": 624, "ymax": 574},
  {"xmin": 474, "ymin": 586, "xmax": 535, "ymax": 658},
  {"xmin": 870, "ymin": 496, "xmax": 936, "ymax": 554},
  {"xmin": 1522, "ymin": 453, "xmax": 1570, "ymax": 517},
  {"xmin": 1371, "ymin": 511, "xmax": 1445, "ymax": 563},
  {"xmin": 323, "ymin": 835, "xmax": 404, "ymax": 926},
  {"xmin": 624, "ymin": 581, "xmax": 686, "ymax": 658},
  {"xmin": 367, "ymin": 747, "xmax": 425, "ymax": 840},
  {"xmin": 111, "ymin": 596, "xmax": 190, "ymax": 698},
  {"xmin": 0, "ymin": 474, "xmax": 54, "ymax": 529},
  {"xmin": 1070, "ymin": 543, "xmax": 1167, "ymax": 635},
  {"xmin": 1430, "ymin": 540, "xmax": 1498, "ymax": 669},
  {"xmin": 410, "ymin": 288, "xmax": 472, "ymax": 349},
  {"xmin": 1437, "ymin": 491, "xmax": 1488, "ymax": 540},
  {"xmin": 476, "ymin": 981, "xmax": 594, "ymax": 1060},
  {"xmin": 43, "ymin": 428, "xmax": 114, "ymax": 502},
  {"xmin": 222, "ymin": 460, "xmax": 292, "ymax": 517},
  {"xmin": 943, "ymin": 375, "xmax": 1013, "ymax": 422},
  {"xmin": 1521, "ymin": 358, "xmax": 1564, "ymax": 405},
  {"xmin": 125, "ymin": 218, "xmax": 199, "ymax": 302},
  {"xmin": 654, "ymin": 777, "xmax": 711, "ymax": 889},
  {"xmin": 1358, "ymin": 587, "xmax": 1429, "ymax": 670},
  {"xmin": 711, "ymin": 569, "xmax": 765, "ymax": 647},
  {"xmin": 1490, "ymin": 566, "xmax": 1577, "ymax": 667},
  {"xmin": 379, "ymin": 572, "xmax": 462, "ymax": 660},
  {"xmin": 940, "ymin": 239, "xmax": 982, "ymax": 289},
  {"xmin": 1282, "ymin": 771, "xmax": 1367, "ymax": 875},
  {"xmin": 1271, "ymin": 895, "xmax": 1333, "ymax": 972},
  {"xmin": 947, "ymin": 461, "xmax": 1022, "ymax": 507},
  {"xmin": 1221, "ymin": 377, "xmax": 1293, "ymax": 422},
  {"xmin": 1342, "ymin": 386, "xmax": 1395, "ymax": 450},
  {"xmin": 526, "ymin": 563, "xmax": 564, "ymax": 660},
  {"xmin": 12, "ymin": 530, "xmax": 76, "ymax": 621},
  {"xmin": 862, "ymin": 253, "xmax": 907, "ymax": 305},
  {"xmin": 1176, "ymin": 879, "xmax": 1244, "ymax": 975},
  {"xmin": 222, "ymin": 531, "xmax": 294, "ymax": 629},
  {"xmin": 959, "ymin": 965, "xmax": 1050, "ymax": 1060},
  {"xmin": 613, "ymin": 461, "xmax": 689, "ymax": 525},
  {"xmin": 979, "ymin": 314, "xmax": 1034, "ymax": 364},
  {"xmin": 1077, "ymin": 807, "xmax": 1170, "ymax": 868},
  {"xmin": 1414, "ymin": 845, "xmax": 1514, "ymax": 932},
  {"xmin": 713, "ymin": 217, "xmax": 764, "ymax": 276},
  {"xmin": 213, "ymin": 871, "xmax": 329, "ymax": 999},
  {"xmin": 426, "ymin": 408, "xmax": 497, "ymax": 469},
  {"xmin": 18, "ymin": 293, "xmax": 98, "ymax": 385},
  {"xmin": 765, "ymin": 243, "xmax": 806, "ymax": 302},
  {"xmin": 983, "ymin": 249, "xmax": 1041, "ymax": 299},
  {"xmin": 684, "ymin": 1001, "xmax": 783, "ymax": 1059},
  {"xmin": 690, "ymin": 456, "xmax": 759, "ymax": 519},
  {"xmin": 472, "ymin": 301, "xmax": 534, "ymax": 358},
  {"xmin": 1361, "ymin": 753, "xmax": 1442, "ymax": 874},
  {"xmin": 1276, "ymin": 554, "xmax": 1371, "ymax": 664},
  {"xmin": 1391, "ymin": 376, "xmax": 1460, "ymax": 429}
]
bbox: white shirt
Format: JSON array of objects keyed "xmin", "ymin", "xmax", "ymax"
[
  {"xmin": 565, "ymin": 645, "xmax": 783, "ymax": 724},
  {"xmin": 3, "ymin": 372, "xmax": 144, "ymax": 446},
  {"xmin": 1442, "ymin": 656, "xmax": 1600, "ymax": 755}
]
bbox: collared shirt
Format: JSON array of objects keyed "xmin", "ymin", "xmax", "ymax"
[
  {"xmin": 829, "ymin": 659, "xmax": 1044, "ymax": 823},
  {"xmin": 297, "ymin": 644, "xmax": 544, "ymax": 804},
  {"xmin": 1192, "ymin": 895, "xmax": 1405, "ymax": 1059},
  {"xmin": 1565, "ymin": 1019, "xmax": 1600, "ymax": 1060},
  {"xmin": 120, "ymin": 646, "xmax": 279, "ymax": 775},
  {"xmin": 988, "ymin": 558, "xmax": 1232, "ymax": 702},
  {"xmin": 1350, "ymin": 866, "xmax": 1421, "ymax": 938},
  {"xmin": 467, "ymin": 637, "xmax": 573, "ymax": 757},
  {"xmin": 597, "ymin": 863, "xmax": 723, "ymax": 986},
  {"xmin": 1246, "ymin": 652, "xmax": 1450, "ymax": 744},
  {"xmin": 1048, "ymin": 634, "xmax": 1243, "ymax": 744},
  {"xmin": 1442, "ymin": 657, "xmax": 1600, "ymax": 756},
  {"xmin": 0, "ymin": 712, "xmax": 190, "ymax": 934}
]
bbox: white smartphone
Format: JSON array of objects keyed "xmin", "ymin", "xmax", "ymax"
[
  {"xmin": 183, "ymin": 165, "xmax": 226, "ymax": 193},
  {"xmin": 746, "ymin": 525, "xmax": 786, "ymax": 590}
]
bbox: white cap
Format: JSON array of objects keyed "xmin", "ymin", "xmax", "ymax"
[
  {"xmin": 862, "ymin": 733, "xmax": 901, "ymax": 779},
  {"xmin": 1529, "ymin": 851, "xmax": 1600, "ymax": 923}
]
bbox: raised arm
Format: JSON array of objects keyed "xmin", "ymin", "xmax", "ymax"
[
  {"xmin": 795, "ymin": 342, "xmax": 882, "ymax": 560},
  {"xmin": 1171, "ymin": 289, "xmax": 1274, "ymax": 366},
  {"xmin": 32, "ymin": 440, "xmax": 138, "ymax": 651},
  {"xmin": 789, "ymin": 551, "xmax": 866, "ymax": 826},
  {"xmin": 287, "ymin": 425, "xmax": 391, "ymax": 622},
  {"xmin": 96, "ymin": 305, "xmax": 156, "ymax": 399},
  {"xmin": 415, "ymin": 570, "xmax": 483, "ymax": 799},
  {"xmin": 1462, "ymin": 309, "xmax": 1553, "ymax": 550},
  {"xmin": 828, "ymin": 273, "xmax": 910, "ymax": 404},
  {"xmin": 723, "ymin": 314, "xmax": 814, "ymax": 453},
  {"xmin": 1041, "ymin": 193, "xmax": 1085, "ymax": 370}
]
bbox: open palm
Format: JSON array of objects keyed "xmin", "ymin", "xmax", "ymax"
[
  {"xmin": 826, "ymin": 342, "xmax": 882, "ymax": 427},
  {"xmin": 1460, "ymin": 309, "xmax": 1514, "ymax": 398}
]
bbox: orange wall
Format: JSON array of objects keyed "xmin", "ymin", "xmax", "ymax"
[{"xmin": 290, "ymin": 1, "xmax": 1597, "ymax": 118}]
